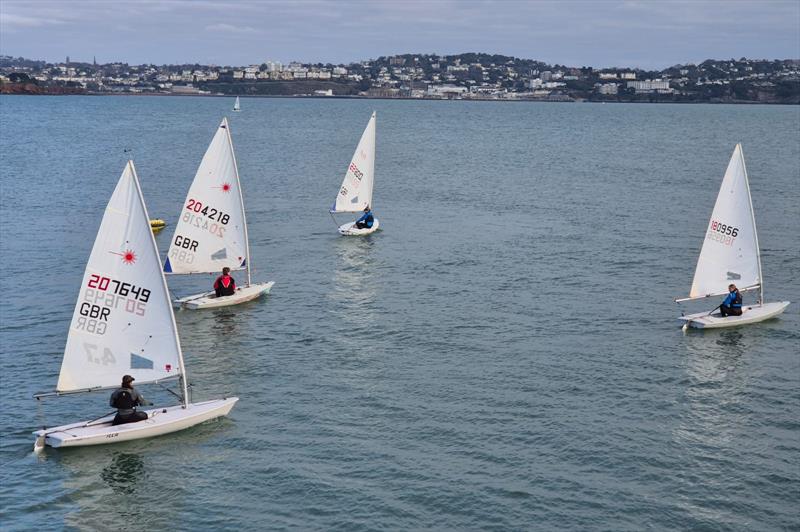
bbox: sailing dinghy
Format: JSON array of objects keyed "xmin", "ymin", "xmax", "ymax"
[
  {"xmin": 33, "ymin": 161, "xmax": 237, "ymax": 451},
  {"xmin": 233, "ymin": 96, "xmax": 241, "ymax": 112},
  {"xmin": 676, "ymin": 144, "xmax": 789, "ymax": 329},
  {"xmin": 330, "ymin": 111, "xmax": 380, "ymax": 236},
  {"xmin": 165, "ymin": 118, "xmax": 274, "ymax": 309}
]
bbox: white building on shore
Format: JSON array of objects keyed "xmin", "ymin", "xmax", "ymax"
[{"xmin": 627, "ymin": 79, "xmax": 672, "ymax": 93}]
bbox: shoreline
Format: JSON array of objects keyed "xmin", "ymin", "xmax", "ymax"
[{"xmin": 1, "ymin": 89, "xmax": 796, "ymax": 105}]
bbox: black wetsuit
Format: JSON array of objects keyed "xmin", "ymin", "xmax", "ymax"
[{"xmin": 109, "ymin": 387, "xmax": 149, "ymax": 425}]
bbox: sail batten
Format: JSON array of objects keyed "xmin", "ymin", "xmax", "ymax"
[
  {"xmin": 332, "ymin": 112, "xmax": 376, "ymax": 213},
  {"xmin": 165, "ymin": 118, "xmax": 249, "ymax": 276},
  {"xmin": 688, "ymin": 144, "xmax": 761, "ymax": 300},
  {"xmin": 57, "ymin": 162, "xmax": 184, "ymax": 393}
]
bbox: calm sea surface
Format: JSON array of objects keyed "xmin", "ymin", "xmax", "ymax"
[{"xmin": 0, "ymin": 96, "xmax": 798, "ymax": 530}]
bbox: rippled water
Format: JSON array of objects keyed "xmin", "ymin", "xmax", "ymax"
[{"xmin": 1, "ymin": 96, "xmax": 798, "ymax": 530}]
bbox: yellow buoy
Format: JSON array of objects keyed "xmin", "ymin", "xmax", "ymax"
[{"xmin": 150, "ymin": 219, "xmax": 167, "ymax": 233}]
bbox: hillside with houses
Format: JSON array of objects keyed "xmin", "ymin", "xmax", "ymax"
[{"xmin": 2, "ymin": 53, "xmax": 798, "ymax": 103}]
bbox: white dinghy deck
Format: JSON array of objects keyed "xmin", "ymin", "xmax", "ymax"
[
  {"xmin": 338, "ymin": 219, "xmax": 380, "ymax": 236},
  {"xmin": 679, "ymin": 301, "xmax": 790, "ymax": 329},
  {"xmin": 174, "ymin": 281, "xmax": 274, "ymax": 309},
  {"xmin": 34, "ymin": 398, "xmax": 238, "ymax": 449}
]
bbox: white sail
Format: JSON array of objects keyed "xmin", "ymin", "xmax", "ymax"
[
  {"xmin": 164, "ymin": 118, "xmax": 249, "ymax": 276},
  {"xmin": 233, "ymin": 96, "xmax": 240, "ymax": 111},
  {"xmin": 58, "ymin": 161, "xmax": 184, "ymax": 392},
  {"xmin": 688, "ymin": 144, "xmax": 761, "ymax": 299},
  {"xmin": 331, "ymin": 111, "xmax": 376, "ymax": 213}
]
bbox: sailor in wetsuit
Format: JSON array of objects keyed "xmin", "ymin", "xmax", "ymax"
[
  {"xmin": 720, "ymin": 284, "xmax": 743, "ymax": 317},
  {"xmin": 214, "ymin": 267, "xmax": 236, "ymax": 297},
  {"xmin": 355, "ymin": 205, "xmax": 374, "ymax": 229},
  {"xmin": 109, "ymin": 375, "xmax": 152, "ymax": 426}
]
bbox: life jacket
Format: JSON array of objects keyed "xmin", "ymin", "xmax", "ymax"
[
  {"xmin": 113, "ymin": 389, "xmax": 135, "ymax": 410},
  {"xmin": 732, "ymin": 290, "xmax": 742, "ymax": 308},
  {"xmin": 215, "ymin": 275, "xmax": 236, "ymax": 296},
  {"xmin": 364, "ymin": 211, "xmax": 374, "ymax": 227}
]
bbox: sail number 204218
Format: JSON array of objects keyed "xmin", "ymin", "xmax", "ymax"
[{"xmin": 185, "ymin": 199, "xmax": 230, "ymax": 225}]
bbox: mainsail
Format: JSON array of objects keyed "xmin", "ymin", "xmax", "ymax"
[
  {"xmin": 688, "ymin": 144, "xmax": 761, "ymax": 299},
  {"xmin": 164, "ymin": 118, "xmax": 249, "ymax": 276},
  {"xmin": 331, "ymin": 111, "xmax": 376, "ymax": 213},
  {"xmin": 233, "ymin": 97, "xmax": 240, "ymax": 111},
  {"xmin": 58, "ymin": 161, "xmax": 184, "ymax": 392}
]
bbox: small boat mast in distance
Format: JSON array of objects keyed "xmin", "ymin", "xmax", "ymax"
[
  {"xmin": 330, "ymin": 111, "xmax": 380, "ymax": 236},
  {"xmin": 33, "ymin": 160, "xmax": 237, "ymax": 451},
  {"xmin": 676, "ymin": 143, "xmax": 790, "ymax": 330},
  {"xmin": 164, "ymin": 117, "xmax": 274, "ymax": 309}
]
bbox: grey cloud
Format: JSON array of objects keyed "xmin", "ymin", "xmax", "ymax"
[{"xmin": 0, "ymin": 0, "xmax": 797, "ymax": 68}]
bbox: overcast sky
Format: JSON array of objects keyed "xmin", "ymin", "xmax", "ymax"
[{"xmin": 1, "ymin": 0, "xmax": 798, "ymax": 69}]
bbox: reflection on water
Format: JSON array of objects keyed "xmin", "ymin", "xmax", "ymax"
[
  {"xmin": 672, "ymin": 328, "xmax": 756, "ymax": 523},
  {"xmin": 101, "ymin": 452, "xmax": 146, "ymax": 495},
  {"xmin": 683, "ymin": 329, "xmax": 747, "ymax": 384},
  {"xmin": 53, "ymin": 447, "xmax": 153, "ymax": 529},
  {"xmin": 210, "ymin": 309, "xmax": 239, "ymax": 338},
  {"xmin": 50, "ymin": 426, "xmax": 224, "ymax": 530},
  {"xmin": 675, "ymin": 329, "xmax": 750, "ymax": 450},
  {"xmin": 329, "ymin": 236, "xmax": 379, "ymax": 315},
  {"xmin": 327, "ymin": 235, "xmax": 382, "ymax": 369}
]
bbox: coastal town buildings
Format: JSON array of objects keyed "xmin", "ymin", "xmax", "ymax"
[{"xmin": 1, "ymin": 54, "xmax": 798, "ymax": 103}]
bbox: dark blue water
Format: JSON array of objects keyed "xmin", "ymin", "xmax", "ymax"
[{"xmin": 1, "ymin": 96, "xmax": 798, "ymax": 530}]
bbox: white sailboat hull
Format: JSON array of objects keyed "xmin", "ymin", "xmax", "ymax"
[
  {"xmin": 338, "ymin": 218, "xmax": 380, "ymax": 236},
  {"xmin": 678, "ymin": 301, "xmax": 790, "ymax": 329},
  {"xmin": 173, "ymin": 281, "xmax": 274, "ymax": 310},
  {"xmin": 33, "ymin": 397, "xmax": 238, "ymax": 449}
]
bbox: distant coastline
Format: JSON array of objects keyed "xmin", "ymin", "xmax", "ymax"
[
  {"xmin": 3, "ymin": 86, "xmax": 797, "ymax": 105},
  {"xmin": 2, "ymin": 53, "xmax": 798, "ymax": 104}
]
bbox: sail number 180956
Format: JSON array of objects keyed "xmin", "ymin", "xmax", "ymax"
[
  {"xmin": 707, "ymin": 219, "xmax": 740, "ymax": 247},
  {"xmin": 710, "ymin": 220, "xmax": 739, "ymax": 237}
]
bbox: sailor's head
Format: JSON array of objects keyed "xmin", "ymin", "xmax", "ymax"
[
  {"xmin": 364, "ymin": 205, "xmax": 370, "ymax": 212},
  {"xmin": 222, "ymin": 267, "xmax": 230, "ymax": 276},
  {"xmin": 122, "ymin": 375, "xmax": 135, "ymax": 388},
  {"xmin": 728, "ymin": 284, "xmax": 737, "ymax": 292}
]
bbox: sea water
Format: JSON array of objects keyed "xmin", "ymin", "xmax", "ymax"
[{"xmin": 0, "ymin": 96, "xmax": 798, "ymax": 530}]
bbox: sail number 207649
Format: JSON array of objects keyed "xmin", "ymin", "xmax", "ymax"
[{"xmin": 87, "ymin": 274, "xmax": 150, "ymax": 302}]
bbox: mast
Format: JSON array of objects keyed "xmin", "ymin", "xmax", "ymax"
[
  {"xmin": 131, "ymin": 161, "xmax": 189, "ymax": 406},
  {"xmin": 225, "ymin": 117, "xmax": 252, "ymax": 286},
  {"xmin": 739, "ymin": 143, "xmax": 764, "ymax": 306},
  {"xmin": 368, "ymin": 111, "xmax": 376, "ymax": 210}
]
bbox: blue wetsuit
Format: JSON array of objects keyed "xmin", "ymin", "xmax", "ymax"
[
  {"xmin": 355, "ymin": 210, "xmax": 374, "ymax": 229},
  {"xmin": 720, "ymin": 290, "xmax": 742, "ymax": 316}
]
